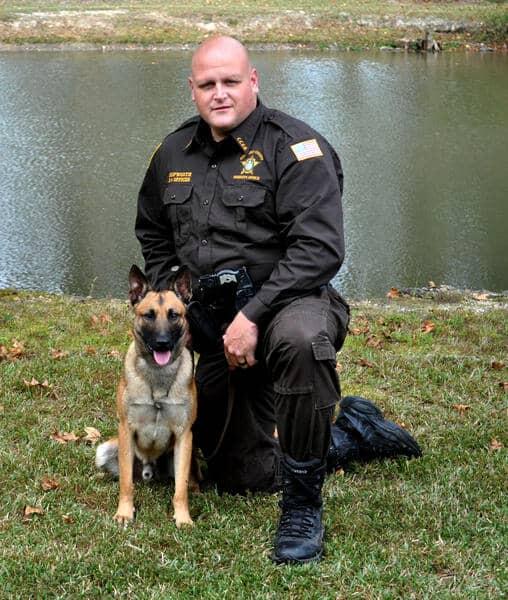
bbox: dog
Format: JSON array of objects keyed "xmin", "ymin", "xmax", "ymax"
[{"xmin": 95, "ymin": 265, "xmax": 197, "ymax": 527}]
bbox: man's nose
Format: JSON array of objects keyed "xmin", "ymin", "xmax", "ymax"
[{"xmin": 214, "ymin": 84, "xmax": 227, "ymax": 101}]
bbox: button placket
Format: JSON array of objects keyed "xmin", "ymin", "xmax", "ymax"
[{"xmin": 197, "ymin": 157, "xmax": 220, "ymax": 269}]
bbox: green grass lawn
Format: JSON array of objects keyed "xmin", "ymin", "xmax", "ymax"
[
  {"xmin": 0, "ymin": 289, "xmax": 506, "ymax": 597},
  {"xmin": 0, "ymin": 1, "xmax": 506, "ymax": 48}
]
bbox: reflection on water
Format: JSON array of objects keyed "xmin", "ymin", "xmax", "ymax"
[{"xmin": 0, "ymin": 50, "xmax": 507, "ymax": 298}]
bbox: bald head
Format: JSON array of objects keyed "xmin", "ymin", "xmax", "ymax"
[
  {"xmin": 189, "ymin": 36, "xmax": 259, "ymax": 141},
  {"xmin": 191, "ymin": 36, "xmax": 251, "ymax": 75}
]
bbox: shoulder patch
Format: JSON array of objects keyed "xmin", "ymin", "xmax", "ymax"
[{"xmin": 290, "ymin": 139, "xmax": 323, "ymax": 162}]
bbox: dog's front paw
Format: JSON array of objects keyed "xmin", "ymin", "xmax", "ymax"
[
  {"xmin": 114, "ymin": 504, "xmax": 135, "ymax": 526},
  {"xmin": 174, "ymin": 512, "xmax": 194, "ymax": 528}
]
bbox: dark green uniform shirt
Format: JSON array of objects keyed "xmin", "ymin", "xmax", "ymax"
[{"xmin": 135, "ymin": 101, "xmax": 345, "ymax": 325}]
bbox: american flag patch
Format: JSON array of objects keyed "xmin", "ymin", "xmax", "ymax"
[{"xmin": 290, "ymin": 139, "xmax": 323, "ymax": 161}]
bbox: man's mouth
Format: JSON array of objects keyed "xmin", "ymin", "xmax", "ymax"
[{"xmin": 212, "ymin": 105, "xmax": 232, "ymax": 112}]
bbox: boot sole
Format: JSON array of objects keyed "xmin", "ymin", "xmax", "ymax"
[{"xmin": 270, "ymin": 547, "xmax": 323, "ymax": 565}]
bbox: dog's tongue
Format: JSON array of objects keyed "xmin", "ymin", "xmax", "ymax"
[{"xmin": 153, "ymin": 350, "xmax": 171, "ymax": 366}]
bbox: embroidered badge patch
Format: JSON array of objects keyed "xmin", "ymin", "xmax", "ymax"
[
  {"xmin": 168, "ymin": 171, "xmax": 192, "ymax": 183},
  {"xmin": 290, "ymin": 139, "xmax": 323, "ymax": 161},
  {"xmin": 233, "ymin": 150, "xmax": 264, "ymax": 181}
]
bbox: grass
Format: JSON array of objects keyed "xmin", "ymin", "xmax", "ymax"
[
  {"xmin": 0, "ymin": 1, "xmax": 506, "ymax": 49},
  {"xmin": 0, "ymin": 289, "xmax": 506, "ymax": 597}
]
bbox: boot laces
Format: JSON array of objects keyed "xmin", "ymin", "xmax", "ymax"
[{"xmin": 278, "ymin": 497, "xmax": 320, "ymax": 538}]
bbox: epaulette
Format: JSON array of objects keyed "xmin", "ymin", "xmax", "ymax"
[{"xmin": 263, "ymin": 108, "xmax": 318, "ymax": 142}]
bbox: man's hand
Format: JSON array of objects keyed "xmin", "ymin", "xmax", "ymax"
[{"xmin": 223, "ymin": 311, "xmax": 258, "ymax": 369}]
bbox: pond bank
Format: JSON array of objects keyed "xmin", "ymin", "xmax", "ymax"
[{"xmin": 0, "ymin": 2, "xmax": 506, "ymax": 51}]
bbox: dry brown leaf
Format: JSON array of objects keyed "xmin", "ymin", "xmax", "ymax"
[
  {"xmin": 83, "ymin": 427, "xmax": 101, "ymax": 445},
  {"xmin": 51, "ymin": 349, "xmax": 69, "ymax": 360},
  {"xmin": 62, "ymin": 514, "xmax": 74, "ymax": 524},
  {"xmin": 421, "ymin": 320, "xmax": 436, "ymax": 334},
  {"xmin": 489, "ymin": 438, "xmax": 503, "ymax": 451},
  {"xmin": 356, "ymin": 358, "xmax": 374, "ymax": 368},
  {"xmin": 491, "ymin": 361, "xmax": 505, "ymax": 371},
  {"xmin": 9, "ymin": 340, "xmax": 26, "ymax": 359},
  {"xmin": 85, "ymin": 346, "xmax": 97, "ymax": 356},
  {"xmin": 90, "ymin": 314, "xmax": 99, "ymax": 326},
  {"xmin": 499, "ymin": 382, "xmax": 508, "ymax": 391},
  {"xmin": 366, "ymin": 335, "xmax": 383, "ymax": 349},
  {"xmin": 23, "ymin": 505, "xmax": 44, "ymax": 519},
  {"xmin": 41, "ymin": 476, "xmax": 60, "ymax": 491},
  {"xmin": 50, "ymin": 431, "xmax": 80, "ymax": 444},
  {"xmin": 99, "ymin": 313, "xmax": 112, "ymax": 324},
  {"xmin": 386, "ymin": 287, "xmax": 401, "ymax": 299},
  {"xmin": 108, "ymin": 350, "xmax": 122, "ymax": 360},
  {"xmin": 452, "ymin": 403, "xmax": 471, "ymax": 415}
]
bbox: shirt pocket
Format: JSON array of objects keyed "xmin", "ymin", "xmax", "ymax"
[
  {"xmin": 222, "ymin": 185, "xmax": 266, "ymax": 231},
  {"xmin": 163, "ymin": 184, "xmax": 193, "ymax": 243}
]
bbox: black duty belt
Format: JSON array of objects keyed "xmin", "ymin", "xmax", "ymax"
[{"xmin": 195, "ymin": 266, "xmax": 256, "ymax": 312}]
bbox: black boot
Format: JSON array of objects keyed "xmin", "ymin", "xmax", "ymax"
[
  {"xmin": 271, "ymin": 455, "xmax": 326, "ymax": 565},
  {"xmin": 327, "ymin": 395, "xmax": 422, "ymax": 472}
]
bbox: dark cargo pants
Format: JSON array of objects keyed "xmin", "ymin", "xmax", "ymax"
[{"xmin": 193, "ymin": 285, "xmax": 349, "ymax": 494}]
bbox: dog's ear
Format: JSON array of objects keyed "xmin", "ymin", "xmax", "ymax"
[
  {"xmin": 128, "ymin": 265, "xmax": 151, "ymax": 306},
  {"xmin": 168, "ymin": 265, "xmax": 193, "ymax": 304}
]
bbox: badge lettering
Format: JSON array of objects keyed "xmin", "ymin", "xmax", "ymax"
[
  {"xmin": 168, "ymin": 171, "xmax": 192, "ymax": 183},
  {"xmin": 233, "ymin": 150, "xmax": 264, "ymax": 182}
]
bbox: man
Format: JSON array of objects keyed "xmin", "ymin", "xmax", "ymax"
[{"xmin": 135, "ymin": 36, "xmax": 419, "ymax": 564}]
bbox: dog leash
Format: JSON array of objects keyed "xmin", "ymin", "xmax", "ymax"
[{"xmin": 202, "ymin": 371, "xmax": 235, "ymax": 462}]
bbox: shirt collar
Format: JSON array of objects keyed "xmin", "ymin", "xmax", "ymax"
[{"xmin": 184, "ymin": 100, "xmax": 265, "ymax": 154}]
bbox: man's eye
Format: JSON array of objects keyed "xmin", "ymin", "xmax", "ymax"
[{"xmin": 143, "ymin": 311, "xmax": 155, "ymax": 320}]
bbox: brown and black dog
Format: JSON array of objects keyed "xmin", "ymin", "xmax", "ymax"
[{"xmin": 96, "ymin": 265, "xmax": 197, "ymax": 527}]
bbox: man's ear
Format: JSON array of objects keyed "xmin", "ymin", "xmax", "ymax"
[
  {"xmin": 188, "ymin": 77, "xmax": 196, "ymax": 102},
  {"xmin": 128, "ymin": 265, "xmax": 151, "ymax": 306},
  {"xmin": 168, "ymin": 266, "xmax": 193, "ymax": 304}
]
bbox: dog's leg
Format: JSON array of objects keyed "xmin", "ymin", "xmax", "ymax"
[
  {"xmin": 172, "ymin": 428, "xmax": 194, "ymax": 527},
  {"xmin": 114, "ymin": 418, "xmax": 136, "ymax": 525}
]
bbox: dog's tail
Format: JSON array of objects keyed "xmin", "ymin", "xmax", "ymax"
[{"xmin": 95, "ymin": 438, "xmax": 119, "ymax": 478}]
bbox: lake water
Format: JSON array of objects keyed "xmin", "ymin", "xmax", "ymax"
[{"xmin": 0, "ymin": 49, "xmax": 507, "ymax": 299}]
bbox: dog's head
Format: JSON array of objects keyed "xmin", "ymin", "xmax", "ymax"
[{"xmin": 128, "ymin": 265, "xmax": 192, "ymax": 367}]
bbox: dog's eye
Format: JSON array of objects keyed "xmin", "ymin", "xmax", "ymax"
[
  {"xmin": 168, "ymin": 309, "xmax": 179, "ymax": 321},
  {"xmin": 143, "ymin": 310, "xmax": 156, "ymax": 320}
]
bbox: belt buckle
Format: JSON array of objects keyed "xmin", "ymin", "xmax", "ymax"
[{"xmin": 217, "ymin": 269, "xmax": 238, "ymax": 286}]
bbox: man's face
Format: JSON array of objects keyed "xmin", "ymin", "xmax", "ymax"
[{"xmin": 189, "ymin": 42, "xmax": 259, "ymax": 141}]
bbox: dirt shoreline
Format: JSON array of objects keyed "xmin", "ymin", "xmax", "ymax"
[{"xmin": 0, "ymin": 8, "xmax": 506, "ymax": 51}]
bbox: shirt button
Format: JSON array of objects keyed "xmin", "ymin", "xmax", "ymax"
[
  {"xmin": 210, "ymin": 163, "xmax": 217, "ymax": 169},
  {"xmin": 203, "ymin": 200, "xmax": 209, "ymax": 206},
  {"xmin": 170, "ymin": 194, "xmax": 176, "ymax": 200},
  {"xmin": 238, "ymin": 195, "xmax": 244, "ymax": 201},
  {"xmin": 201, "ymin": 239, "xmax": 208, "ymax": 246}
]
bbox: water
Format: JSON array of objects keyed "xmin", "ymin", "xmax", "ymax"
[{"xmin": 1, "ymin": 50, "xmax": 507, "ymax": 299}]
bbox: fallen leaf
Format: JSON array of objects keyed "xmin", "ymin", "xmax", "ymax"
[
  {"xmin": 452, "ymin": 404, "xmax": 471, "ymax": 415},
  {"xmin": 335, "ymin": 362, "xmax": 343, "ymax": 373},
  {"xmin": 499, "ymin": 382, "xmax": 508, "ymax": 391},
  {"xmin": 386, "ymin": 287, "xmax": 401, "ymax": 299},
  {"xmin": 23, "ymin": 505, "xmax": 44, "ymax": 519},
  {"xmin": 90, "ymin": 314, "xmax": 99, "ymax": 326},
  {"xmin": 51, "ymin": 349, "xmax": 69, "ymax": 360},
  {"xmin": 421, "ymin": 320, "xmax": 436, "ymax": 334},
  {"xmin": 99, "ymin": 313, "xmax": 112, "ymax": 324},
  {"xmin": 489, "ymin": 438, "xmax": 503, "ymax": 451},
  {"xmin": 83, "ymin": 427, "xmax": 101, "ymax": 445},
  {"xmin": 491, "ymin": 361, "xmax": 505, "ymax": 370},
  {"xmin": 366, "ymin": 335, "xmax": 382, "ymax": 349},
  {"xmin": 62, "ymin": 514, "xmax": 74, "ymax": 524},
  {"xmin": 108, "ymin": 350, "xmax": 122, "ymax": 360},
  {"xmin": 356, "ymin": 358, "xmax": 374, "ymax": 368},
  {"xmin": 85, "ymin": 346, "xmax": 97, "ymax": 356},
  {"xmin": 50, "ymin": 431, "xmax": 80, "ymax": 444},
  {"xmin": 41, "ymin": 476, "xmax": 60, "ymax": 491},
  {"xmin": 9, "ymin": 340, "xmax": 26, "ymax": 359}
]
